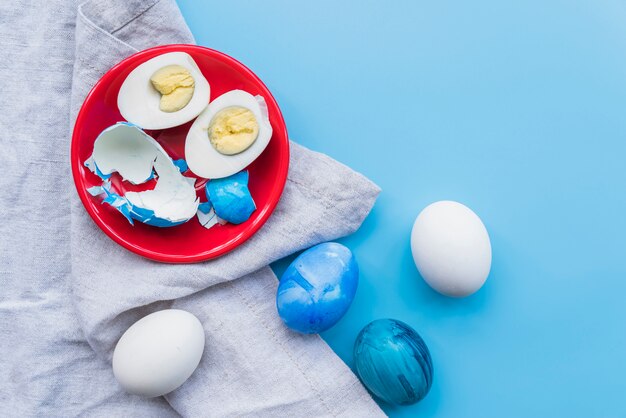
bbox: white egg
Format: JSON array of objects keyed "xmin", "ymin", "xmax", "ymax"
[
  {"xmin": 185, "ymin": 90, "xmax": 273, "ymax": 179},
  {"xmin": 117, "ymin": 52, "xmax": 210, "ymax": 130},
  {"xmin": 112, "ymin": 309, "xmax": 205, "ymax": 398},
  {"xmin": 410, "ymin": 201, "xmax": 492, "ymax": 297}
]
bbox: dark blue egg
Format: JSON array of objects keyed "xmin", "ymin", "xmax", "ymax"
[
  {"xmin": 354, "ymin": 319, "xmax": 433, "ymax": 405},
  {"xmin": 276, "ymin": 242, "xmax": 359, "ymax": 334}
]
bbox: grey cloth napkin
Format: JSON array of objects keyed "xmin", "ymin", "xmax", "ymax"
[{"xmin": 1, "ymin": 0, "xmax": 385, "ymax": 416}]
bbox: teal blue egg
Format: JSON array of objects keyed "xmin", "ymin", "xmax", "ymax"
[{"xmin": 353, "ymin": 319, "xmax": 433, "ymax": 405}]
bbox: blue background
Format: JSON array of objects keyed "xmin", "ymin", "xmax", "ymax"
[{"xmin": 177, "ymin": 1, "xmax": 626, "ymax": 416}]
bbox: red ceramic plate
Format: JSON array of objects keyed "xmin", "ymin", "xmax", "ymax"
[{"xmin": 71, "ymin": 45, "xmax": 289, "ymax": 263}]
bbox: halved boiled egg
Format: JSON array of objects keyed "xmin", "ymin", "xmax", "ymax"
[
  {"xmin": 185, "ymin": 90, "xmax": 272, "ymax": 179},
  {"xmin": 117, "ymin": 52, "xmax": 210, "ymax": 130}
]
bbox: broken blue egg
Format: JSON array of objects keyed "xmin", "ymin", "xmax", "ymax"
[
  {"xmin": 84, "ymin": 123, "xmax": 199, "ymax": 227},
  {"xmin": 276, "ymin": 242, "xmax": 359, "ymax": 334},
  {"xmin": 353, "ymin": 318, "xmax": 433, "ymax": 405},
  {"xmin": 205, "ymin": 171, "xmax": 256, "ymax": 225}
]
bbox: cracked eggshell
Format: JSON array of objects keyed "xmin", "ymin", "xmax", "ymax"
[
  {"xmin": 112, "ymin": 309, "xmax": 205, "ymax": 398},
  {"xmin": 117, "ymin": 52, "xmax": 210, "ymax": 130},
  {"xmin": 85, "ymin": 123, "xmax": 199, "ymax": 227},
  {"xmin": 196, "ymin": 202, "xmax": 219, "ymax": 229},
  {"xmin": 276, "ymin": 242, "xmax": 359, "ymax": 334},
  {"xmin": 185, "ymin": 90, "xmax": 273, "ymax": 179}
]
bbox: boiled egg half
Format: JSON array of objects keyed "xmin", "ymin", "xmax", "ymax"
[
  {"xmin": 185, "ymin": 90, "xmax": 272, "ymax": 179},
  {"xmin": 117, "ymin": 52, "xmax": 210, "ymax": 130}
]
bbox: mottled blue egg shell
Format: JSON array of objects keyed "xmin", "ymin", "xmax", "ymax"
[
  {"xmin": 354, "ymin": 319, "xmax": 433, "ymax": 405},
  {"xmin": 206, "ymin": 171, "xmax": 255, "ymax": 224},
  {"xmin": 276, "ymin": 242, "xmax": 359, "ymax": 334}
]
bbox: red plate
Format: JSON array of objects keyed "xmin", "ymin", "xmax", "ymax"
[{"xmin": 71, "ymin": 45, "xmax": 289, "ymax": 263}]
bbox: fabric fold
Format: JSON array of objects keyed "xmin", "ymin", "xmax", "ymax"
[
  {"xmin": 66, "ymin": 0, "xmax": 386, "ymax": 416},
  {"xmin": 167, "ymin": 268, "xmax": 385, "ymax": 417},
  {"xmin": 71, "ymin": 0, "xmax": 381, "ymax": 357}
]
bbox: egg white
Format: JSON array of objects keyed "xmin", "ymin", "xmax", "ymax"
[
  {"xmin": 117, "ymin": 52, "xmax": 210, "ymax": 130},
  {"xmin": 185, "ymin": 90, "xmax": 273, "ymax": 179}
]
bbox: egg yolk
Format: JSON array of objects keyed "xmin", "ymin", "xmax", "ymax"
[
  {"xmin": 208, "ymin": 107, "xmax": 259, "ymax": 155},
  {"xmin": 150, "ymin": 65, "xmax": 195, "ymax": 112}
]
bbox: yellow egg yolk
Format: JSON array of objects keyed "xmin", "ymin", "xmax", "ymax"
[
  {"xmin": 208, "ymin": 106, "xmax": 259, "ymax": 155},
  {"xmin": 150, "ymin": 65, "xmax": 195, "ymax": 112}
]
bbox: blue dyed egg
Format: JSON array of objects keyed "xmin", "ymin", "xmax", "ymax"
[
  {"xmin": 206, "ymin": 171, "xmax": 256, "ymax": 224},
  {"xmin": 354, "ymin": 319, "xmax": 433, "ymax": 405},
  {"xmin": 276, "ymin": 242, "xmax": 359, "ymax": 334}
]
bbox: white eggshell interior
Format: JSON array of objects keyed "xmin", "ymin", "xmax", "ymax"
[
  {"xmin": 410, "ymin": 200, "xmax": 492, "ymax": 297},
  {"xmin": 117, "ymin": 52, "xmax": 210, "ymax": 130},
  {"xmin": 185, "ymin": 90, "xmax": 273, "ymax": 179},
  {"xmin": 112, "ymin": 309, "xmax": 205, "ymax": 398},
  {"xmin": 197, "ymin": 206, "xmax": 219, "ymax": 229},
  {"xmin": 90, "ymin": 123, "xmax": 198, "ymax": 223}
]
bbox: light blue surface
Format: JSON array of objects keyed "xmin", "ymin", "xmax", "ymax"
[{"xmin": 177, "ymin": 1, "xmax": 626, "ymax": 416}]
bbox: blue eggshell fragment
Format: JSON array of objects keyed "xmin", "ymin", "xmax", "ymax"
[
  {"xmin": 84, "ymin": 159, "xmax": 112, "ymax": 180},
  {"xmin": 128, "ymin": 205, "xmax": 187, "ymax": 227},
  {"xmin": 353, "ymin": 319, "xmax": 433, "ymax": 405},
  {"xmin": 101, "ymin": 186, "xmax": 134, "ymax": 224},
  {"xmin": 173, "ymin": 159, "xmax": 188, "ymax": 173},
  {"xmin": 206, "ymin": 171, "xmax": 255, "ymax": 225},
  {"xmin": 276, "ymin": 242, "xmax": 359, "ymax": 334},
  {"xmin": 86, "ymin": 184, "xmax": 106, "ymax": 197},
  {"xmin": 197, "ymin": 202, "xmax": 212, "ymax": 214},
  {"xmin": 94, "ymin": 163, "xmax": 112, "ymax": 180}
]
